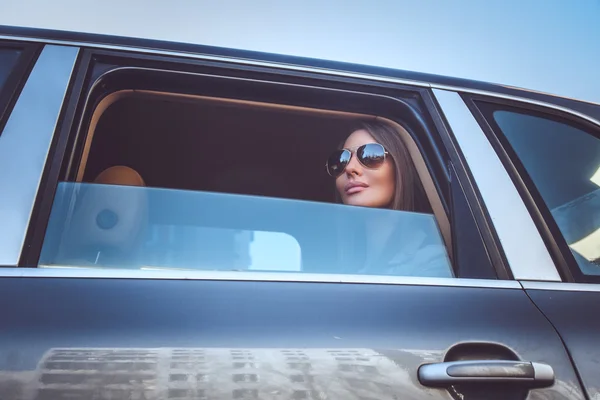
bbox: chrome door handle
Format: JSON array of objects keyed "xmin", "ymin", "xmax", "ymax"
[{"xmin": 418, "ymin": 360, "xmax": 554, "ymax": 388}]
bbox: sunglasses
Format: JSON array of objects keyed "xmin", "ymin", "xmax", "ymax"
[{"xmin": 326, "ymin": 143, "xmax": 389, "ymax": 177}]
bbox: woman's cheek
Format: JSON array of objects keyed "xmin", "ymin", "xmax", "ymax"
[
  {"xmin": 380, "ymin": 164, "xmax": 396, "ymax": 205},
  {"xmin": 335, "ymin": 176, "xmax": 347, "ymax": 201}
]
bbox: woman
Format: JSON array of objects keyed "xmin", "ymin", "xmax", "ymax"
[
  {"xmin": 327, "ymin": 120, "xmax": 429, "ymax": 212},
  {"xmin": 325, "ymin": 120, "xmax": 452, "ymax": 277}
]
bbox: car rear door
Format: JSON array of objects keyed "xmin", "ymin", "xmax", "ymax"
[
  {"xmin": 465, "ymin": 91, "xmax": 600, "ymax": 400},
  {"xmin": 0, "ymin": 40, "xmax": 587, "ymax": 400}
]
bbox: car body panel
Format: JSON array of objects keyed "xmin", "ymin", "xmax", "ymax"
[
  {"xmin": 524, "ymin": 284, "xmax": 600, "ymax": 400},
  {"xmin": 0, "ymin": 276, "xmax": 586, "ymax": 399}
]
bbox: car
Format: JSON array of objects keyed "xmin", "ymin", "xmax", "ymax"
[{"xmin": 0, "ymin": 25, "xmax": 599, "ymax": 400}]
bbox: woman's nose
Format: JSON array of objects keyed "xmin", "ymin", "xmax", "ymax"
[{"xmin": 345, "ymin": 155, "xmax": 362, "ymax": 176}]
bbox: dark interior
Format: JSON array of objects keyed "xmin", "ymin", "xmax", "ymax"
[{"xmin": 84, "ymin": 95, "xmax": 358, "ymax": 203}]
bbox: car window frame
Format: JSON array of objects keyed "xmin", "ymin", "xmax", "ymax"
[
  {"xmin": 19, "ymin": 46, "xmax": 506, "ymax": 281},
  {"xmin": 0, "ymin": 40, "xmax": 41, "ymax": 136},
  {"xmin": 0, "ymin": 44, "xmax": 80, "ymax": 266},
  {"xmin": 464, "ymin": 93, "xmax": 600, "ymax": 283}
]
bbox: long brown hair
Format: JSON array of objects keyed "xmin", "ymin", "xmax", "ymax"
[{"xmin": 335, "ymin": 120, "xmax": 431, "ymax": 213}]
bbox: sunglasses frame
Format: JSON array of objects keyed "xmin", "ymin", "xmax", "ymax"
[{"xmin": 325, "ymin": 143, "xmax": 390, "ymax": 177}]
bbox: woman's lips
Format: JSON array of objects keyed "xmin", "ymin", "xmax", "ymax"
[{"xmin": 345, "ymin": 182, "xmax": 369, "ymax": 195}]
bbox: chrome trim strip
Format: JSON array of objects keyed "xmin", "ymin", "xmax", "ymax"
[
  {"xmin": 521, "ymin": 281, "xmax": 600, "ymax": 292},
  {"xmin": 432, "ymin": 89, "xmax": 561, "ymax": 282},
  {"xmin": 0, "ymin": 45, "xmax": 79, "ymax": 265},
  {"xmin": 1, "ymin": 34, "xmax": 600, "ymax": 122},
  {"xmin": 0, "ymin": 267, "xmax": 522, "ymax": 288}
]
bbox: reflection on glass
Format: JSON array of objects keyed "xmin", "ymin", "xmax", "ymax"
[
  {"xmin": 552, "ymin": 188, "xmax": 600, "ymax": 274},
  {"xmin": 40, "ymin": 183, "xmax": 452, "ymax": 278},
  {"xmin": 493, "ymin": 110, "xmax": 600, "ymax": 276},
  {"xmin": 249, "ymin": 231, "xmax": 301, "ymax": 271},
  {"xmin": 591, "ymin": 166, "xmax": 600, "ymax": 187}
]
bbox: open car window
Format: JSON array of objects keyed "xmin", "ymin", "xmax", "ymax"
[{"xmin": 25, "ymin": 58, "xmax": 495, "ymax": 279}]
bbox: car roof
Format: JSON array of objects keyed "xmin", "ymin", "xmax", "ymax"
[{"xmin": 1, "ymin": 24, "xmax": 599, "ymax": 121}]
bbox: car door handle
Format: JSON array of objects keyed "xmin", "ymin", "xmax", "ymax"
[{"xmin": 418, "ymin": 360, "xmax": 554, "ymax": 388}]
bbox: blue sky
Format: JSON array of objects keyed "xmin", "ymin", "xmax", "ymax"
[{"xmin": 1, "ymin": 0, "xmax": 599, "ymax": 104}]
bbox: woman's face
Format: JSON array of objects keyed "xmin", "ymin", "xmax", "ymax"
[{"xmin": 335, "ymin": 129, "xmax": 396, "ymax": 208}]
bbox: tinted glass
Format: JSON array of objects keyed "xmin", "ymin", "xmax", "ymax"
[
  {"xmin": 493, "ymin": 110, "xmax": 600, "ymax": 277},
  {"xmin": 39, "ymin": 182, "xmax": 453, "ymax": 278},
  {"xmin": 357, "ymin": 143, "xmax": 386, "ymax": 168},
  {"xmin": 0, "ymin": 48, "xmax": 21, "ymax": 92},
  {"xmin": 326, "ymin": 149, "xmax": 350, "ymax": 177}
]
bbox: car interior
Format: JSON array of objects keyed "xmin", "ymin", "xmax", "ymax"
[
  {"xmin": 81, "ymin": 92, "xmax": 445, "ymax": 214},
  {"xmin": 40, "ymin": 90, "xmax": 454, "ymax": 272}
]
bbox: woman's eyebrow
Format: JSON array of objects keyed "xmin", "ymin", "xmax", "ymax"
[{"xmin": 344, "ymin": 143, "xmax": 378, "ymax": 151}]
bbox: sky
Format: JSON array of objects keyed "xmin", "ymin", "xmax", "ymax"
[{"xmin": 1, "ymin": 0, "xmax": 599, "ymax": 104}]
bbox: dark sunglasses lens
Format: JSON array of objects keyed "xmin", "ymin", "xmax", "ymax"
[
  {"xmin": 357, "ymin": 143, "xmax": 386, "ymax": 168},
  {"xmin": 327, "ymin": 150, "xmax": 351, "ymax": 176}
]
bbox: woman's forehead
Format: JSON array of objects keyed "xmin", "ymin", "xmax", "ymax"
[{"xmin": 343, "ymin": 129, "xmax": 377, "ymax": 148}]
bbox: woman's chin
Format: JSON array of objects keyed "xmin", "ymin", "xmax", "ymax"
[
  {"xmin": 343, "ymin": 194, "xmax": 391, "ymax": 209},
  {"xmin": 343, "ymin": 196, "xmax": 375, "ymax": 208}
]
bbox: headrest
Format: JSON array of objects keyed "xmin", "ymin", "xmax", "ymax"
[
  {"xmin": 94, "ymin": 165, "xmax": 145, "ymax": 187},
  {"xmin": 59, "ymin": 166, "xmax": 148, "ymax": 267}
]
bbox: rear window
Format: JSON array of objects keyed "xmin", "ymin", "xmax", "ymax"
[{"xmin": 487, "ymin": 108, "xmax": 600, "ymax": 281}]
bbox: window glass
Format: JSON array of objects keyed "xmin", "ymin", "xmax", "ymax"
[
  {"xmin": 39, "ymin": 182, "xmax": 453, "ymax": 278},
  {"xmin": 0, "ymin": 48, "xmax": 22, "ymax": 92},
  {"xmin": 492, "ymin": 110, "xmax": 600, "ymax": 277}
]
